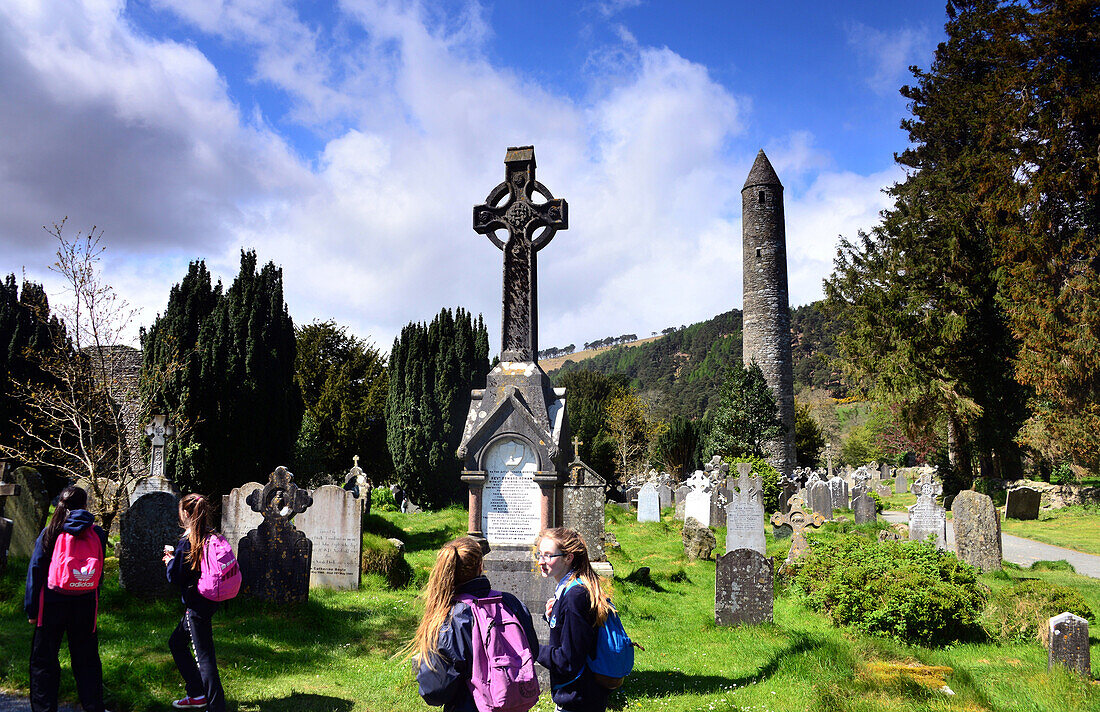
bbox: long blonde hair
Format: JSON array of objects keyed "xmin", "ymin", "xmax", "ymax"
[
  {"xmin": 179, "ymin": 494, "xmax": 214, "ymax": 571},
  {"xmin": 539, "ymin": 527, "xmax": 613, "ymax": 626},
  {"xmin": 402, "ymin": 537, "xmax": 483, "ymax": 667}
]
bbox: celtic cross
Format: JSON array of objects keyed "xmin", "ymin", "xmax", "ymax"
[{"xmin": 473, "ymin": 146, "xmax": 568, "ymax": 362}]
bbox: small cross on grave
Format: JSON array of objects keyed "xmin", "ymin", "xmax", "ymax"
[
  {"xmin": 727, "ymin": 462, "xmax": 762, "ymax": 506},
  {"xmin": 572, "ymin": 435, "xmax": 583, "ymax": 458},
  {"xmin": 144, "ymin": 415, "xmax": 176, "ymax": 478},
  {"xmin": 473, "ymin": 146, "xmax": 568, "ymax": 362},
  {"xmin": 771, "ymin": 494, "xmax": 826, "ymax": 571},
  {"xmin": 352, "ymin": 455, "xmax": 359, "ymax": 468}
]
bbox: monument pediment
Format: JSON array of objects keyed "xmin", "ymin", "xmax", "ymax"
[{"xmin": 458, "ymin": 369, "xmax": 566, "ymax": 472}]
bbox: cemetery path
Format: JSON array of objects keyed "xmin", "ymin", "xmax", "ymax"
[
  {"xmin": 881, "ymin": 510, "xmax": 1100, "ymax": 578},
  {"xmin": 0, "ymin": 692, "xmax": 81, "ymax": 712}
]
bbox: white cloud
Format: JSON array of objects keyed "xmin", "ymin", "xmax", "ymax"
[{"xmin": 846, "ymin": 21, "xmax": 933, "ymax": 95}]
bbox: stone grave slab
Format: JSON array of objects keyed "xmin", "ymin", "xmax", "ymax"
[
  {"xmin": 657, "ymin": 484, "xmax": 673, "ymax": 510},
  {"xmin": 1048, "ymin": 612, "xmax": 1091, "ymax": 677},
  {"xmin": 563, "ymin": 459, "xmax": 607, "ymax": 563},
  {"xmin": 952, "ymin": 490, "xmax": 1002, "ymax": 572},
  {"xmin": 1004, "ymin": 487, "xmax": 1041, "ymax": 520},
  {"xmin": 894, "ymin": 472, "xmax": 908, "ymax": 494},
  {"xmin": 907, "ymin": 478, "xmax": 947, "ymax": 550},
  {"xmin": 724, "ymin": 463, "xmax": 764, "ymax": 556},
  {"xmin": 118, "ymin": 491, "xmax": 181, "ymax": 598},
  {"xmin": 221, "ymin": 482, "xmax": 264, "ymax": 557},
  {"xmin": 771, "ymin": 495, "xmax": 825, "ymax": 570},
  {"xmin": 807, "ymin": 480, "xmax": 832, "ymax": 520},
  {"xmin": 239, "ymin": 467, "xmax": 313, "ymax": 604},
  {"xmin": 852, "ymin": 490, "xmax": 876, "ymax": 524},
  {"xmin": 129, "ymin": 474, "xmax": 180, "ymax": 506},
  {"xmin": 295, "ymin": 485, "xmax": 361, "ymax": 590},
  {"xmin": 8, "ymin": 467, "xmax": 49, "ymax": 559},
  {"xmin": 715, "ymin": 548, "xmax": 773, "ymax": 626},
  {"xmin": 637, "ymin": 482, "xmax": 660, "ymax": 523},
  {"xmin": 684, "ymin": 488, "xmax": 711, "ymax": 528}
]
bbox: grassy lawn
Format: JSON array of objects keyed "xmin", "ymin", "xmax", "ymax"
[
  {"xmin": 1001, "ymin": 505, "xmax": 1100, "ymax": 556},
  {"xmin": 0, "ymin": 505, "xmax": 1096, "ymax": 711}
]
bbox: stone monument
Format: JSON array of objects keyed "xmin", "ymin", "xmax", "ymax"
[
  {"xmin": 0, "ymin": 461, "xmax": 20, "ymax": 573},
  {"xmin": 563, "ymin": 446, "xmax": 609, "ymax": 571},
  {"xmin": 894, "ymin": 470, "xmax": 908, "ymax": 494},
  {"xmin": 952, "ymin": 490, "xmax": 1002, "ymax": 572},
  {"xmin": 295, "ymin": 485, "xmax": 362, "ymax": 590},
  {"xmin": 1004, "ymin": 486, "xmax": 1041, "ymax": 521},
  {"xmin": 1048, "ymin": 612, "xmax": 1091, "ymax": 678},
  {"xmin": 852, "ymin": 489, "xmax": 876, "ymax": 525},
  {"xmin": 7, "ymin": 466, "xmax": 49, "ymax": 559},
  {"xmin": 807, "ymin": 479, "xmax": 832, "ymax": 520},
  {"xmin": 343, "ymin": 455, "xmax": 372, "ymax": 517},
  {"xmin": 684, "ymin": 473, "xmax": 712, "ymax": 528},
  {"xmin": 129, "ymin": 415, "xmax": 180, "ymax": 505},
  {"xmin": 637, "ymin": 482, "xmax": 660, "ymax": 523},
  {"xmin": 239, "ymin": 467, "xmax": 314, "ymax": 603},
  {"xmin": 221, "ymin": 482, "xmax": 264, "ymax": 557},
  {"xmin": 907, "ymin": 474, "xmax": 947, "ymax": 550},
  {"xmin": 118, "ymin": 491, "xmax": 180, "ymax": 598},
  {"xmin": 715, "ymin": 548, "xmax": 774, "ymax": 626},
  {"xmin": 724, "ymin": 463, "xmax": 765, "ymax": 556},
  {"xmin": 770, "ymin": 495, "xmax": 825, "ymax": 571}
]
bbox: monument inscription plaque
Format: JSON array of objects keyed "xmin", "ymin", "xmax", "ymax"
[{"xmin": 483, "ymin": 438, "xmax": 543, "ymax": 545}]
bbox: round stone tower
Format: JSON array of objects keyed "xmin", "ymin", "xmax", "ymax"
[{"xmin": 741, "ymin": 149, "xmax": 796, "ymax": 478}]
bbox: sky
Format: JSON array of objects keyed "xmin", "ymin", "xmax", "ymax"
[{"xmin": 1, "ymin": 0, "xmax": 947, "ymax": 354}]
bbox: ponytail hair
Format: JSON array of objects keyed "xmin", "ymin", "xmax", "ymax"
[
  {"xmin": 178, "ymin": 494, "xmax": 214, "ymax": 571},
  {"xmin": 401, "ymin": 536, "xmax": 483, "ymax": 667},
  {"xmin": 43, "ymin": 485, "xmax": 88, "ymax": 554},
  {"xmin": 538, "ymin": 527, "xmax": 613, "ymax": 627}
]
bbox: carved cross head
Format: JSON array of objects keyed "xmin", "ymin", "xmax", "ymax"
[
  {"xmin": 144, "ymin": 415, "xmax": 176, "ymax": 447},
  {"xmin": 473, "ymin": 146, "xmax": 568, "ymax": 253},
  {"xmin": 247, "ymin": 466, "xmax": 313, "ymax": 521}
]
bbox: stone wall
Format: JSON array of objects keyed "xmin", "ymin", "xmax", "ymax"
[{"xmin": 86, "ymin": 344, "xmax": 144, "ymax": 477}]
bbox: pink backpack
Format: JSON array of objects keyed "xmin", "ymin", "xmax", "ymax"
[
  {"xmin": 197, "ymin": 534, "xmax": 241, "ymax": 602},
  {"xmin": 47, "ymin": 530, "xmax": 103, "ymax": 594},
  {"xmin": 454, "ymin": 592, "xmax": 540, "ymax": 712}
]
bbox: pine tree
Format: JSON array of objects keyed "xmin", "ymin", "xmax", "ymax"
[
  {"xmin": 385, "ymin": 308, "xmax": 489, "ymax": 508},
  {"xmin": 704, "ymin": 361, "xmax": 783, "ymax": 460}
]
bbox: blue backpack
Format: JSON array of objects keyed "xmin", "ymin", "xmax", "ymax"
[{"xmin": 555, "ymin": 579, "xmax": 642, "ymax": 690}]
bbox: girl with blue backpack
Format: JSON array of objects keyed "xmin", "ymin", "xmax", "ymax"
[
  {"xmin": 407, "ymin": 536, "xmax": 541, "ymax": 712},
  {"xmin": 536, "ymin": 528, "xmax": 622, "ymax": 712},
  {"xmin": 163, "ymin": 494, "xmax": 228, "ymax": 711},
  {"xmin": 24, "ymin": 485, "xmax": 109, "ymax": 712}
]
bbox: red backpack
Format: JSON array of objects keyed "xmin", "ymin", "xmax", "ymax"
[
  {"xmin": 454, "ymin": 592, "xmax": 540, "ymax": 712},
  {"xmin": 48, "ymin": 529, "xmax": 103, "ymax": 594}
]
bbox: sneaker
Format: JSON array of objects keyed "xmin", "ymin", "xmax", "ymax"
[{"xmin": 172, "ymin": 696, "xmax": 208, "ymax": 709}]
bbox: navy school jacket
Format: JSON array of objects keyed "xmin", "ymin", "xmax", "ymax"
[
  {"xmin": 416, "ymin": 575, "xmax": 540, "ymax": 712},
  {"xmin": 24, "ymin": 509, "xmax": 108, "ymax": 621},
  {"xmin": 165, "ymin": 537, "xmax": 220, "ymax": 617},
  {"xmin": 536, "ymin": 579, "xmax": 611, "ymax": 712}
]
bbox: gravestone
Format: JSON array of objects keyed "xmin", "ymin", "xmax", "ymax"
[
  {"xmin": 118, "ymin": 491, "xmax": 180, "ymax": 598},
  {"xmin": 952, "ymin": 490, "xmax": 1002, "ymax": 572},
  {"xmin": 239, "ymin": 467, "xmax": 314, "ymax": 603},
  {"xmin": 1048, "ymin": 612, "xmax": 1091, "ymax": 678},
  {"xmin": 894, "ymin": 471, "xmax": 908, "ymax": 494},
  {"xmin": 8, "ymin": 467, "xmax": 49, "ymax": 559},
  {"xmin": 143, "ymin": 415, "xmax": 175, "ymax": 479},
  {"xmin": 724, "ymin": 463, "xmax": 765, "ymax": 556},
  {"xmin": 770, "ymin": 495, "xmax": 825, "ymax": 570},
  {"xmin": 807, "ymin": 480, "xmax": 832, "ymax": 520},
  {"xmin": 1004, "ymin": 487, "xmax": 1041, "ymax": 521},
  {"xmin": 779, "ymin": 478, "xmax": 797, "ymax": 515},
  {"xmin": 852, "ymin": 490, "xmax": 877, "ymax": 524},
  {"xmin": 710, "ymin": 486, "xmax": 730, "ymax": 526},
  {"xmin": 129, "ymin": 474, "xmax": 180, "ymax": 506},
  {"xmin": 715, "ymin": 548, "xmax": 773, "ymax": 626},
  {"xmin": 682, "ymin": 517, "xmax": 716, "ymax": 560},
  {"xmin": 295, "ymin": 485, "xmax": 361, "ymax": 590},
  {"xmin": 343, "ymin": 455, "xmax": 372, "ymax": 518},
  {"xmin": 657, "ymin": 484, "xmax": 673, "ymax": 510},
  {"xmin": 637, "ymin": 482, "xmax": 660, "ymax": 523},
  {"xmin": 907, "ymin": 476, "xmax": 947, "ymax": 550},
  {"xmin": 221, "ymin": 482, "xmax": 264, "ymax": 557},
  {"xmin": 563, "ymin": 455, "xmax": 608, "ymax": 565},
  {"xmin": 880, "ymin": 463, "xmax": 891, "ymax": 480},
  {"xmin": 0, "ymin": 462, "xmax": 19, "ymax": 572},
  {"xmin": 875, "ymin": 483, "xmax": 892, "ymax": 499},
  {"xmin": 684, "ymin": 485, "xmax": 712, "ymax": 528},
  {"xmin": 827, "ymin": 476, "xmax": 847, "ymax": 510},
  {"xmin": 674, "ymin": 484, "xmax": 691, "ymax": 519}
]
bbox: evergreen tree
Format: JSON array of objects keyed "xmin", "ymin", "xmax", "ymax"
[
  {"xmin": 385, "ymin": 308, "xmax": 489, "ymax": 508},
  {"xmin": 704, "ymin": 361, "xmax": 783, "ymax": 460},
  {"xmin": 794, "ymin": 402, "xmax": 825, "ymax": 468},
  {"xmin": 653, "ymin": 414, "xmax": 704, "ymax": 479},
  {"xmin": 554, "ymin": 370, "xmax": 628, "ymax": 479}
]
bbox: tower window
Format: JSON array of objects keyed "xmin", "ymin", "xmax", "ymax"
[
  {"xmin": 758, "ymin": 190, "xmax": 766, "ymax": 204},
  {"xmin": 755, "ymin": 247, "xmax": 763, "ymax": 259}
]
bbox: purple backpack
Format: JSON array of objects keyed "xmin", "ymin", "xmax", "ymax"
[
  {"xmin": 455, "ymin": 592, "xmax": 540, "ymax": 712},
  {"xmin": 197, "ymin": 534, "xmax": 241, "ymax": 602}
]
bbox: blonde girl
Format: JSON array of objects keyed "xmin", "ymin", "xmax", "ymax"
[
  {"xmin": 408, "ymin": 537, "xmax": 539, "ymax": 712},
  {"xmin": 535, "ymin": 527, "xmax": 613, "ymax": 712}
]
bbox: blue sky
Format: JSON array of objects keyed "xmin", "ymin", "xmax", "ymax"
[{"xmin": 0, "ymin": 0, "xmax": 946, "ymax": 353}]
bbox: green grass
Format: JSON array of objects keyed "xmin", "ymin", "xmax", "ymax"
[
  {"xmin": 2, "ymin": 504, "xmax": 1098, "ymax": 711},
  {"xmin": 1001, "ymin": 505, "xmax": 1100, "ymax": 556}
]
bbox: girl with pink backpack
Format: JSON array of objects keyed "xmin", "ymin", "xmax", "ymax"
[
  {"xmin": 405, "ymin": 536, "xmax": 541, "ymax": 712},
  {"xmin": 163, "ymin": 494, "xmax": 236, "ymax": 711},
  {"xmin": 24, "ymin": 485, "xmax": 109, "ymax": 712}
]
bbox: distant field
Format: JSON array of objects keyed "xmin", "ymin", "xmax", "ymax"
[{"xmin": 539, "ymin": 334, "xmax": 664, "ymax": 372}]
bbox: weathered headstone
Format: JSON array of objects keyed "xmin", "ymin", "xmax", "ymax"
[
  {"xmin": 682, "ymin": 517, "xmax": 716, "ymax": 560},
  {"xmin": 724, "ymin": 463, "xmax": 765, "ymax": 556},
  {"xmin": 1004, "ymin": 486, "xmax": 1041, "ymax": 521},
  {"xmin": 907, "ymin": 475, "xmax": 947, "ymax": 550},
  {"xmin": 295, "ymin": 485, "xmax": 361, "ymax": 590},
  {"xmin": 563, "ymin": 457, "xmax": 608, "ymax": 565},
  {"xmin": 7, "ymin": 467, "xmax": 49, "ymax": 559},
  {"xmin": 637, "ymin": 482, "xmax": 660, "ymax": 523},
  {"xmin": 221, "ymin": 482, "xmax": 264, "ymax": 557},
  {"xmin": 0, "ymin": 463, "xmax": 20, "ymax": 572},
  {"xmin": 807, "ymin": 480, "xmax": 832, "ymax": 520},
  {"xmin": 952, "ymin": 490, "xmax": 1002, "ymax": 572},
  {"xmin": 684, "ymin": 485, "xmax": 712, "ymax": 528},
  {"xmin": 674, "ymin": 484, "xmax": 691, "ymax": 519},
  {"xmin": 827, "ymin": 476, "xmax": 847, "ymax": 510},
  {"xmin": 239, "ymin": 467, "xmax": 314, "ymax": 603},
  {"xmin": 715, "ymin": 548, "xmax": 774, "ymax": 626},
  {"xmin": 118, "ymin": 491, "xmax": 181, "ymax": 598},
  {"xmin": 1048, "ymin": 612, "xmax": 1091, "ymax": 678},
  {"xmin": 343, "ymin": 455, "xmax": 372, "ymax": 518},
  {"xmin": 875, "ymin": 483, "xmax": 892, "ymax": 500},
  {"xmin": 779, "ymin": 478, "xmax": 797, "ymax": 515},
  {"xmin": 710, "ymin": 486, "xmax": 730, "ymax": 526},
  {"xmin": 143, "ymin": 415, "xmax": 175, "ymax": 479},
  {"xmin": 894, "ymin": 471, "xmax": 908, "ymax": 494},
  {"xmin": 852, "ymin": 490, "xmax": 876, "ymax": 524},
  {"xmin": 129, "ymin": 474, "xmax": 180, "ymax": 506},
  {"xmin": 657, "ymin": 484, "xmax": 673, "ymax": 510},
  {"xmin": 880, "ymin": 463, "xmax": 891, "ymax": 480},
  {"xmin": 771, "ymin": 495, "xmax": 825, "ymax": 570}
]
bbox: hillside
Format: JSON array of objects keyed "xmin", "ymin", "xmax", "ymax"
[{"xmin": 548, "ymin": 301, "xmax": 841, "ymax": 419}]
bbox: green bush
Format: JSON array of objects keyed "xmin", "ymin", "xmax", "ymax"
[
  {"xmin": 371, "ymin": 486, "xmax": 398, "ymax": 512},
  {"xmin": 725, "ymin": 455, "xmax": 781, "ymax": 513},
  {"xmin": 361, "ymin": 533, "xmax": 412, "ymax": 588},
  {"xmin": 789, "ymin": 534, "xmax": 986, "ymax": 646},
  {"xmin": 983, "ymin": 578, "xmax": 1094, "ymax": 642}
]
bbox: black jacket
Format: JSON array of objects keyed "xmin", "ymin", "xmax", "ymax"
[
  {"xmin": 416, "ymin": 575, "xmax": 540, "ymax": 712},
  {"xmin": 165, "ymin": 537, "xmax": 220, "ymax": 617},
  {"xmin": 537, "ymin": 579, "xmax": 610, "ymax": 712},
  {"xmin": 24, "ymin": 509, "xmax": 107, "ymax": 621}
]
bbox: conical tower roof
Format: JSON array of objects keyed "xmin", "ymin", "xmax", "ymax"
[{"xmin": 742, "ymin": 149, "xmax": 783, "ymax": 190}]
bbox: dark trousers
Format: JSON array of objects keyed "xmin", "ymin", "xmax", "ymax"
[
  {"xmin": 29, "ymin": 594, "xmax": 104, "ymax": 712},
  {"xmin": 169, "ymin": 608, "xmax": 225, "ymax": 712}
]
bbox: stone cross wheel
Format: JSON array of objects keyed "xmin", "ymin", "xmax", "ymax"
[{"xmin": 473, "ymin": 146, "xmax": 568, "ymax": 362}]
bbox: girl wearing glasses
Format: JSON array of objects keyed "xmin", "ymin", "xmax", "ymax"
[
  {"xmin": 406, "ymin": 536, "xmax": 540, "ymax": 711},
  {"xmin": 535, "ymin": 527, "xmax": 613, "ymax": 712}
]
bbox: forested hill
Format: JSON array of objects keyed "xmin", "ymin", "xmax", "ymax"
[{"xmin": 549, "ymin": 301, "xmax": 841, "ymax": 419}]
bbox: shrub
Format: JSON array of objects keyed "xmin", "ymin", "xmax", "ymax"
[
  {"xmin": 983, "ymin": 578, "xmax": 1094, "ymax": 642},
  {"xmin": 361, "ymin": 533, "xmax": 412, "ymax": 588},
  {"xmin": 371, "ymin": 486, "xmax": 398, "ymax": 512},
  {"xmin": 789, "ymin": 534, "xmax": 986, "ymax": 646}
]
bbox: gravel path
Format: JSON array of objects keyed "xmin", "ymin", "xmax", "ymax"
[
  {"xmin": 0, "ymin": 691, "xmax": 82, "ymax": 712},
  {"xmin": 881, "ymin": 509, "xmax": 1100, "ymax": 578}
]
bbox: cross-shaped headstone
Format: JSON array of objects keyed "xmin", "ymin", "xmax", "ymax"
[
  {"xmin": 771, "ymin": 494, "xmax": 826, "ymax": 568},
  {"xmin": 572, "ymin": 435, "xmax": 583, "ymax": 458},
  {"xmin": 144, "ymin": 415, "xmax": 176, "ymax": 478},
  {"xmin": 352, "ymin": 455, "xmax": 359, "ymax": 468},
  {"xmin": 473, "ymin": 146, "xmax": 568, "ymax": 362},
  {"xmin": 247, "ymin": 466, "xmax": 313, "ymax": 521},
  {"xmin": 726, "ymin": 462, "xmax": 762, "ymax": 505}
]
